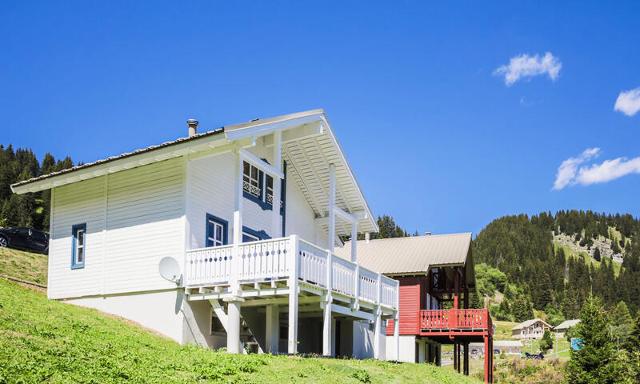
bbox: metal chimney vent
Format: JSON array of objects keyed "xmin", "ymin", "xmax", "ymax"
[{"xmin": 187, "ymin": 119, "xmax": 199, "ymax": 137}]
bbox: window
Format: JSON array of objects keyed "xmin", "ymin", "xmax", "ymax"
[
  {"xmin": 206, "ymin": 214, "xmax": 228, "ymax": 247},
  {"xmin": 71, "ymin": 223, "xmax": 86, "ymax": 269},
  {"xmin": 242, "ymin": 226, "xmax": 270, "ymax": 243},
  {"xmin": 242, "ymin": 160, "xmax": 282, "ymax": 211},
  {"xmin": 265, "ymin": 175, "xmax": 274, "ymax": 205},
  {"xmin": 242, "ymin": 232, "xmax": 260, "ymax": 243},
  {"xmin": 243, "ymin": 161, "xmax": 262, "ymax": 198}
]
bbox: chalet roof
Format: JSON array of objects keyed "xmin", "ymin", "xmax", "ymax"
[
  {"xmin": 10, "ymin": 109, "xmax": 378, "ymax": 234},
  {"xmin": 335, "ymin": 233, "xmax": 473, "ymax": 279},
  {"xmin": 512, "ymin": 318, "xmax": 552, "ymax": 330},
  {"xmin": 554, "ymin": 319, "xmax": 580, "ymax": 331}
]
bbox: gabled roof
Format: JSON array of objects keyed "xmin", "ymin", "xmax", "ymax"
[
  {"xmin": 335, "ymin": 233, "xmax": 473, "ymax": 277},
  {"xmin": 10, "ymin": 109, "xmax": 377, "ymax": 234},
  {"xmin": 554, "ymin": 319, "xmax": 580, "ymax": 330},
  {"xmin": 512, "ymin": 318, "xmax": 552, "ymax": 330}
]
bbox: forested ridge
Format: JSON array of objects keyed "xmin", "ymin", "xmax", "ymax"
[
  {"xmin": 473, "ymin": 211, "xmax": 640, "ymax": 322},
  {"xmin": 0, "ymin": 144, "xmax": 74, "ymax": 230}
]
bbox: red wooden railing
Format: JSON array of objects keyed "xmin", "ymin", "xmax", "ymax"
[{"xmin": 420, "ymin": 309, "xmax": 492, "ymax": 334}]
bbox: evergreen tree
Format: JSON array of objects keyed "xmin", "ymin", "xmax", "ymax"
[
  {"xmin": 372, "ymin": 215, "xmax": 408, "ymax": 239},
  {"xmin": 610, "ymin": 301, "xmax": 634, "ymax": 346},
  {"xmin": 593, "ymin": 247, "xmax": 601, "ymax": 262},
  {"xmin": 566, "ymin": 296, "xmax": 623, "ymax": 384},
  {"xmin": 539, "ymin": 329, "xmax": 554, "ymax": 352}
]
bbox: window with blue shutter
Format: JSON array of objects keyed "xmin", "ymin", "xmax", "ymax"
[
  {"xmin": 71, "ymin": 223, "xmax": 86, "ymax": 269},
  {"xmin": 206, "ymin": 214, "xmax": 228, "ymax": 247}
]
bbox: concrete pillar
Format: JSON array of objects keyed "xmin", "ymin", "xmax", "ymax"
[
  {"xmin": 373, "ymin": 307, "xmax": 382, "ymax": 359},
  {"xmin": 322, "ymin": 300, "xmax": 333, "ymax": 356},
  {"xmin": 226, "ymin": 300, "xmax": 242, "ymax": 354},
  {"xmin": 417, "ymin": 339, "xmax": 426, "ymax": 363},
  {"xmin": 266, "ymin": 304, "xmax": 279, "ymax": 354},
  {"xmin": 393, "ymin": 312, "xmax": 400, "ymax": 361}
]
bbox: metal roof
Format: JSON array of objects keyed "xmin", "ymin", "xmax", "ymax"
[
  {"xmin": 554, "ymin": 319, "xmax": 580, "ymax": 330},
  {"xmin": 335, "ymin": 233, "xmax": 473, "ymax": 275},
  {"xmin": 512, "ymin": 318, "xmax": 552, "ymax": 330},
  {"xmin": 10, "ymin": 128, "xmax": 224, "ymax": 191},
  {"xmin": 10, "ymin": 109, "xmax": 377, "ymax": 234}
]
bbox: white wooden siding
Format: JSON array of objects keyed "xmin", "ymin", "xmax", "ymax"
[
  {"xmin": 186, "ymin": 146, "xmax": 323, "ymax": 249},
  {"xmin": 49, "ymin": 177, "xmax": 106, "ymax": 298},
  {"xmin": 48, "ymin": 158, "xmax": 185, "ymax": 299}
]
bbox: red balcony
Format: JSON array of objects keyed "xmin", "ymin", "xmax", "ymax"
[{"xmin": 419, "ymin": 308, "xmax": 493, "ymax": 336}]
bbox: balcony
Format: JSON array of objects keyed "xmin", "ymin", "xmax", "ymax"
[
  {"xmin": 183, "ymin": 235, "xmax": 399, "ymax": 311},
  {"xmin": 419, "ymin": 308, "xmax": 493, "ymax": 336}
]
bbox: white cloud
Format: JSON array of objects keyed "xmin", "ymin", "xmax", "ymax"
[
  {"xmin": 614, "ymin": 87, "xmax": 640, "ymax": 116},
  {"xmin": 576, "ymin": 157, "xmax": 640, "ymax": 185},
  {"xmin": 553, "ymin": 148, "xmax": 640, "ymax": 190},
  {"xmin": 495, "ymin": 52, "xmax": 562, "ymax": 86},
  {"xmin": 553, "ymin": 148, "xmax": 600, "ymax": 190}
]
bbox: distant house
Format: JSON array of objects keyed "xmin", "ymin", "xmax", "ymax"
[
  {"xmin": 554, "ymin": 319, "xmax": 580, "ymax": 337},
  {"xmin": 511, "ymin": 319, "xmax": 552, "ymax": 340},
  {"xmin": 470, "ymin": 340, "xmax": 521, "ymax": 357}
]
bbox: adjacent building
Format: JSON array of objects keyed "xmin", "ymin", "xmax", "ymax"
[{"xmin": 511, "ymin": 319, "xmax": 552, "ymax": 340}]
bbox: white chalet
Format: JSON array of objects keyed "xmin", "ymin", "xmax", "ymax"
[{"xmin": 11, "ymin": 109, "xmax": 400, "ymax": 359}]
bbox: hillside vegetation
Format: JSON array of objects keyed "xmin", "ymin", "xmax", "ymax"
[
  {"xmin": 473, "ymin": 210, "xmax": 640, "ymax": 323},
  {"xmin": 0, "ymin": 247, "xmax": 47, "ymax": 285},
  {"xmin": 0, "ymin": 251, "xmax": 478, "ymax": 384}
]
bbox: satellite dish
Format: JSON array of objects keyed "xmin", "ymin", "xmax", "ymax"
[{"xmin": 159, "ymin": 257, "xmax": 182, "ymax": 284}]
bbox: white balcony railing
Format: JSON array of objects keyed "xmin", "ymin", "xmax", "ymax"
[{"xmin": 184, "ymin": 235, "xmax": 399, "ymax": 310}]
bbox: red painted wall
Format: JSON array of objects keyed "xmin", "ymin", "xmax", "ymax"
[{"xmin": 386, "ymin": 276, "xmax": 426, "ymax": 336}]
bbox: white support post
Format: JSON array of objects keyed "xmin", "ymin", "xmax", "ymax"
[
  {"xmin": 323, "ymin": 249, "xmax": 333, "ymax": 356},
  {"xmin": 350, "ymin": 221, "xmax": 358, "ymax": 262},
  {"xmin": 226, "ymin": 299, "xmax": 243, "ymax": 354},
  {"xmin": 393, "ymin": 311, "xmax": 400, "ymax": 361},
  {"xmin": 266, "ymin": 304, "xmax": 280, "ymax": 354},
  {"xmin": 327, "ymin": 163, "xmax": 336, "ymax": 252},
  {"xmin": 373, "ymin": 273, "xmax": 382, "ymax": 359},
  {"xmin": 352, "ymin": 221, "xmax": 359, "ymax": 309},
  {"xmin": 287, "ymin": 235, "xmax": 299, "ymax": 354},
  {"xmin": 271, "ymin": 131, "xmax": 282, "ymax": 238},
  {"xmin": 231, "ymin": 148, "xmax": 243, "ymax": 295}
]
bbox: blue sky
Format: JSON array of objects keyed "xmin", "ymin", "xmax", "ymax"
[{"xmin": 1, "ymin": 1, "xmax": 639, "ymax": 235}]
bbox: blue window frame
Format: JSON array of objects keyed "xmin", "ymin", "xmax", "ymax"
[
  {"xmin": 206, "ymin": 214, "xmax": 228, "ymax": 247},
  {"xmin": 71, "ymin": 223, "xmax": 86, "ymax": 269},
  {"xmin": 242, "ymin": 226, "xmax": 270, "ymax": 243}
]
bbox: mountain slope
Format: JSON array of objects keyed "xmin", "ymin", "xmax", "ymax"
[{"xmin": 473, "ymin": 210, "xmax": 640, "ymax": 321}]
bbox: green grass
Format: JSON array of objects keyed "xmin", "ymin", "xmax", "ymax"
[
  {"xmin": 553, "ymin": 242, "xmax": 621, "ymax": 277},
  {"xmin": 493, "ymin": 321, "xmax": 518, "ymax": 341},
  {"xmin": 0, "ymin": 262, "xmax": 480, "ymax": 383},
  {"xmin": 0, "ymin": 247, "xmax": 48, "ymax": 285}
]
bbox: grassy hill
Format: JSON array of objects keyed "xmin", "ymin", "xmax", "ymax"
[
  {"xmin": 0, "ymin": 247, "xmax": 48, "ymax": 285},
  {"xmin": 0, "ymin": 250, "xmax": 479, "ymax": 384}
]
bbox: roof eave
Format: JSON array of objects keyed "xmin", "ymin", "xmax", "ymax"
[{"xmin": 11, "ymin": 130, "xmax": 228, "ymax": 194}]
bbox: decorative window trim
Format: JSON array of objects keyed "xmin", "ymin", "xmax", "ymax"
[
  {"xmin": 242, "ymin": 226, "xmax": 270, "ymax": 242},
  {"xmin": 71, "ymin": 223, "xmax": 86, "ymax": 269},
  {"xmin": 242, "ymin": 159, "xmax": 287, "ymax": 212},
  {"xmin": 206, "ymin": 214, "xmax": 228, "ymax": 247}
]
